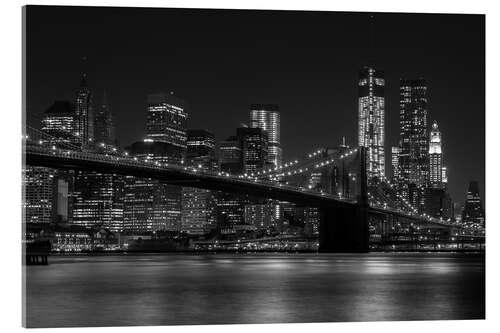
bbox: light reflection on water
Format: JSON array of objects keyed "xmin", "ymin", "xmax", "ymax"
[{"xmin": 25, "ymin": 253, "xmax": 484, "ymax": 327}]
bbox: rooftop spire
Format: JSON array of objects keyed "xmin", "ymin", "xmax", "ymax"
[
  {"xmin": 79, "ymin": 55, "xmax": 88, "ymax": 88},
  {"xmin": 80, "ymin": 72, "xmax": 88, "ymax": 88},
  {"xmin": 432, "ymin": 120, "xmax": 439, "ymax": 131}
]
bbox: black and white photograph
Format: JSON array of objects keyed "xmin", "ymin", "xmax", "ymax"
[{"xmin": 14, "ymin": 1, "xmax": 490, "ymax": 329}]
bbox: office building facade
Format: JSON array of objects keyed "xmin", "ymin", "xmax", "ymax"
[
  {"xmin": 145, "ymin": 92, "xmax": 188, "ymax": 157},
  {"xmin": 181, "ymin": 130, "xmax": 218, "ymax": 235},
  {"xmin": 250, "ymin": 104, "xmax": 281, "ymax": 167},
  {"xmin": 237, "ymin": 127, "xmax": 268, "ymax": 175},
  {"xmin": 398, "ymin": 78, "xmax": 429, "ymax": 210}
]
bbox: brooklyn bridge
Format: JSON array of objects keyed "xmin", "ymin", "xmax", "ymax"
[{"xmin": 24, "ymin": 125, "xmax": 481, "ymax": 253}]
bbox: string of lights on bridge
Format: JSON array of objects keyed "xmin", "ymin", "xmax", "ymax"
[{"xmin": 23, "ymin": 126, "xmax": 455, "ymax": 227}]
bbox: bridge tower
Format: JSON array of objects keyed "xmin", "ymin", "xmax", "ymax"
[{"xmin": 319, "ymin": 146, "xmax": 369, "ymax": 253}]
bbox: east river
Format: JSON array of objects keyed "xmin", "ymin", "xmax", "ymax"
[{"xmin": 24, "ymin": 253, "xmax": 485, "ymax": 327}]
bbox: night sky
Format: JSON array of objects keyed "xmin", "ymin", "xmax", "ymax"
[{"xmin": 26, "ymin": 5, "xmax": 485, "ymax": 206}]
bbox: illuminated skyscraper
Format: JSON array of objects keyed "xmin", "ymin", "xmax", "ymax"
[
  {"xmin": 145, "ymin": 92, "xmax": 188, "ymax": 159},
  {"xmin": 23, "ymin": 166, "xmax": 55, "ymax": 224},
  {"xmin": 24, "ymin": 102, "xmax": 77, "ymax": 226},
  {"xmin": 358, "ymin": 66, "xmax": 385, "ymax": 181},
  {"xmin": 121, "ymin": 92, "xmax": 188, "ymax": 234},
  {"xmin": 398, "ymin": 78, "xmax": 429, "ymax": 210},
  {"xmin": 41, "ymin": 101, "xmax": 77, "ymax": 147},
  {"xmin": 250, "ymin": 104, "xmax": 281, "ymax": 167},
  {"xmin": 123, "ymin": 141, "xmax": 183, "ymax": 233},
  {"xmin": 72, "ymin": 171, "xmax": 124, "ymax": 232},
  {"xmin": 429, "ymin": 121, "xmax": 443, "ymax": 187},
  {"xmin": 181, "ymin": 130, "xmax": 218, "ymax": 235},
  {"xmin": 74, "ymin": 73, "xmax": 94, "ymax": 148}
]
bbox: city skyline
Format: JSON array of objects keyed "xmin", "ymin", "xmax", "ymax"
[
  {"xmin": 26, "ymin": 6, "xmax": 485, "ymax": 206},
  {"xmin": 21, "ymin": 6, "xmax": 486, "ymax": 328}
]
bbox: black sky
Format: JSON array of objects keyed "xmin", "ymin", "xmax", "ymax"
[{"xmin": 25, "ymin": 5, "xmax": 485, "ymax": 206}]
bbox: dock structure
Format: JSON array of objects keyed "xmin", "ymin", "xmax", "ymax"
[{"xmin": 25, "ymin": 240, "xmax": 51, "ymax": 265}]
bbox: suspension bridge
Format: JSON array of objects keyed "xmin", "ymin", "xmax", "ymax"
[{"xmin": 23, "ymin": 125, "xmax": 479, "ymax": 253}]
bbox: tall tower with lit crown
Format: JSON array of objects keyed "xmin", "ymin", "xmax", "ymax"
[
  {"xmin": 358, "ymin": 66, "xmax": 385, "ymax": 182},
  {"xmin": 429, "ymin": 120, "xmax": 443, "ymax": 187}
]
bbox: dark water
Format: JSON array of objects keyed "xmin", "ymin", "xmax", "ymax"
[{"xmin": 24, "ymin": 253, "xmax": 485, "ymax": 327}]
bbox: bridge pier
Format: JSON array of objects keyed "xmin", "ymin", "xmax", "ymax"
[{"xmin": 318, "ymin": 204, "xmax": 369, "ymax": 253}]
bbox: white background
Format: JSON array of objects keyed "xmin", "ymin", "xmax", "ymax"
[{"xmin": 1, "ymin": 0, "xmax": 498, "ymax": 332}]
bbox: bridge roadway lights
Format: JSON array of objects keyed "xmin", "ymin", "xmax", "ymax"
[{"xmin": 318, "ymin": 203, "xmax": 369, "ymax": 253}]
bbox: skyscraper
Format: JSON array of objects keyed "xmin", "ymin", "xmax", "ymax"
[
  {"xmin": 41, "ymin": 101, "xmax": 77, "ymax": 147},
  {"xmin": 462, "ymin": 181, "xmax": 485, "ymax": 228},
  {"xmin": 121, "ymin": 92, "xmax": 188, "ymax": 234},
  {"xmin": 237, "ymin": 126, "xmax": 268, "ymax": 175},
  {"xmin": 429, "ymin": 121, "xmax": 443, "ymax": 188},
  {"xmin": 358, "ymin": 66, "xmax": 385, "ymax": 181},
  {"xmin": 250, "ymin": 104, "xmax": 281, "ymax": 167},
  {"xmin": 23, "ymin": 166, "xmax": 55, "ymax": 224},
  {"xmin": 123, "ymin": 141, "xmax": 183, "ymax": 233},
  {"xmin": 94, "ymin": 91, "xmax": 115, "ymax": 146},
  {"xmin": 145, "ymin": 92, "xmax": 188, "ymax": 162},
  {"xmin": 74, "ymin": 73, "xmax": 94, "ymax": 148},
  {"xmin": 72, "ymin": 172, "xmax": 124, "ymax": 232},
  {"xmin": 219, "ymin": 136, "xmax": 243, "ymax": 174},
  {"xmin": 24, "ymin": 102, "xmax": 77, "ymax": 226},
  {"xmin": 398, "ymin": 78, "xmax": 429, "ymax": 210},
  {"xmin": 181, "ymin": 130, "xmax": 218, "ymax": 235}
]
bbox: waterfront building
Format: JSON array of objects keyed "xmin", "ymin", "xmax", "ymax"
[
  {"xmin": 303, "ymin": 207, "xmax": 320, "ymax": 236},
  {"xmin": 181, "ymin": 130, "xmax": 218, "ymax": 235},
  {"xmin": 216, "ymin": 135, "xmax": 246, "ymax": 233},
  {"xmin": 23, "ymin": 166, "xmax": 56, "ymax": 224},
  {"xmin": 215, "ymin": 192, "xmax": 247, "ymax": 234},
  {"xmin": 250, "ymin": 104, "xmax": 281, "ymax": 167},
  {"xmin": 398, "ymin": 78, "xmax": 429, "ymax": 211},
  {"xmin": 123, "ymin": 141, "xmax": 183, "ymax": 234},
  {"xmin": 53, "ymin": 172, "xmax": 73, "ymax": 224},
  {"xmin": 72, "ymin": 171, "xmax": 124, "ymax": 232},
  {"xmin": 358, "ymin": 66, "xmax": 385, "ymax": 181},
  {"xmin": 244, "ymin": 203, "xmax": 277, "ymax": 230}
]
